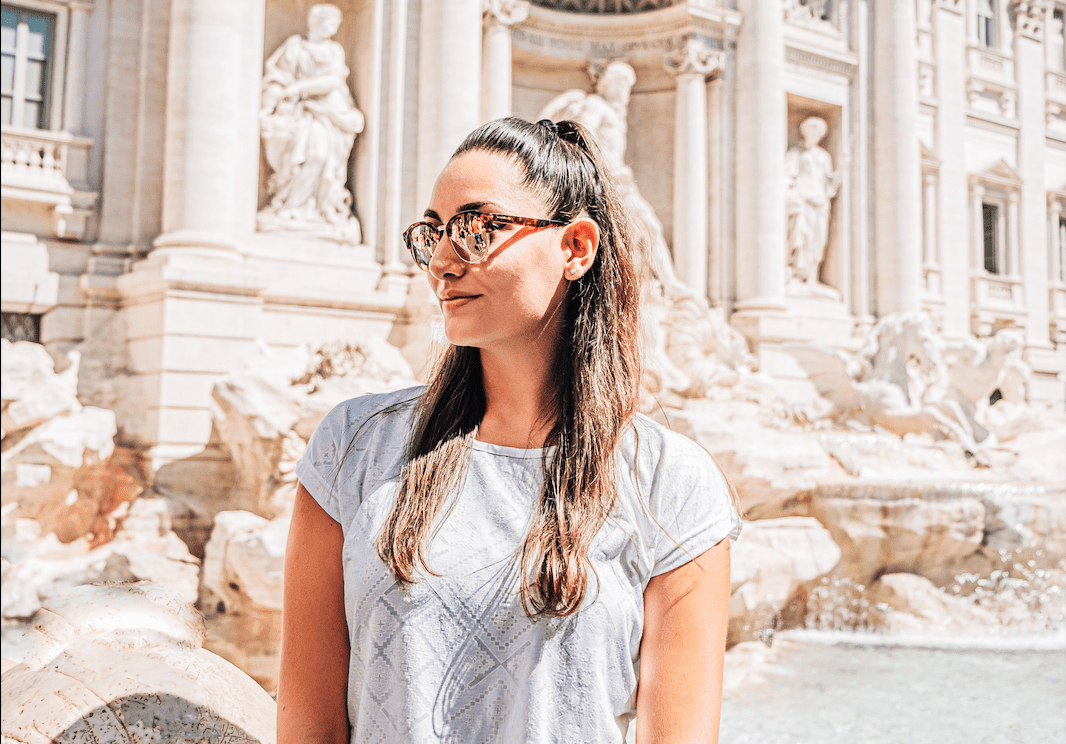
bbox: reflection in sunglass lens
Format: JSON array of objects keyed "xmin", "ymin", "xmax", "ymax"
[
  {"xmin": 450, "ymin": 212, "xmax": 494, "ymax": 262},
  {"xmin": 406, "ymin": 224, "xmax": 437, "ymax": 269}
]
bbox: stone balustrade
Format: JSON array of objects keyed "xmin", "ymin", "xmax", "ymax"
[
  {"xmin": 1, "ymin": 126, "xmax": 92, "ymax": 193},
  {"xmin": 0, "ymin": 126, "xmax": 96, "ymax": 240},
  {"xmin": 971, "ymin": 271, "xmax": 1026, "ymax": 335}
]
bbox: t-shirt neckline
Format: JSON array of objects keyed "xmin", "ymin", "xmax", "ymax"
[{"xmin": 471, "ymin": 440, "xmax": 553, "ymax": 459}]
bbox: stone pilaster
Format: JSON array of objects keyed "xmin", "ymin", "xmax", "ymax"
[
  {"xmin": 1012, "ymin": 0, "xmax": 1053, "ymax": 347},
  {"xmin": 733, "ymin": 0, "xmax": 790, "ymax": 341},
  {"xmin": 872, "ymin": 0, "xmax": 923, "ymax": 315},
  {"xmin": 935, "ymin": 0, "xmax": 971, "ymax": 337},
  {"xmin": 482, "ymin": 0, "xmax": 529, "ymax": 123},
  {"xmin": 664, "ymin": 39, "xmax": 723, "ymax": 301}
]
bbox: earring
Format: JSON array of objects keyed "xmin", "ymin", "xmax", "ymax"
[{"xmin": 569, "ymin": 267, "xmax": 578, "ymax": 276}]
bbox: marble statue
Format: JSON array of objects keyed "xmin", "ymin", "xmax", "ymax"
[
  {"xmin": 259, "ymin": 4, "xmax": 364, "ymax": 243},
  {"xmin": 784, "ymin": 312, "xmax": 1032, "ymax": 450},
  {"xmin": 784, "ymin": 116, "xmax": 843, "ymax": 292},
  {"xmin": 539, "ymin": 60, "xmax": 756, "ymax": 401}
]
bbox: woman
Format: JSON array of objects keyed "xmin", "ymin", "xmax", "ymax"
[{"xmin": 279, "ymin": 117, "xmax": 740, "ymax": 743}]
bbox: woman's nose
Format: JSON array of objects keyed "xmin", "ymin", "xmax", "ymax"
[{"xmin": 428, "ymin": 233, "xmax": 465, "ymax": 280}]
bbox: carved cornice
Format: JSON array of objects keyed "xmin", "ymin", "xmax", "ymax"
[
  {"xmin": 484, "ymin": 0, "xmax": 531, "ymax": 27},
  {"xmin": 512, "ymin": 2, "xmax": 740, "ymax": 60},
  {"xmin": 1009, "ymin": 0, "xmax": 1050, "ymax": 40},
  {"xmin": 663, "ymin": 37, "xmax": 724, "ymax": 77},
  {"xmin": 966, "ymin": 113, "xmax": 1021, "ymax": 136},
  {"xmin": 784, "ymin": 45, "xmax": 858, "ymax": 79}
]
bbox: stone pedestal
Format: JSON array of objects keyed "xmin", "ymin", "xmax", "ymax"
[{"xmin": 116, "ymin": 249, "xmax": 266, "ymax": 469}]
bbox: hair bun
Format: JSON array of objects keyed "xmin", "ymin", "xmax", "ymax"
[{"xmin": 537, "ymin": 118, "xmax": 560, "ymax": 137}]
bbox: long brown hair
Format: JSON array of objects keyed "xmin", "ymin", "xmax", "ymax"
[{"xmin": 377, "ymin": 117, "xmax": 642, "ymax": 617}]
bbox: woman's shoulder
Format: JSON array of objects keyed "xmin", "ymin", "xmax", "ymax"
[
  {"xmin": 627, "ymin": 413, "xmax": 715, "ymax": 466},
  {"xmin": 315, "ymin": 385, "xmax": 423, "ymax": 443}
]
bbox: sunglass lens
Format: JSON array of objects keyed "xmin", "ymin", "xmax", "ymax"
[
  {"xmin": 451, "ymin": 212, "xmax": 493, "ymax": 262},
  {"xmin": 406, "ymin": 225, "xmax": 436, "ymax": 269}
]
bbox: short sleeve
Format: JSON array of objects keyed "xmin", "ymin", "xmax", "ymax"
[
  {"xmin": 294, "ymin": 386, "xmax": 423, "ymax": 524},
  {"xmin": 646, "ymin": 433, "xmax": 741, "ymax": 578},
  {"xmin": 294, "ymin": 402, "xmax": 348, "ymax": 523}
]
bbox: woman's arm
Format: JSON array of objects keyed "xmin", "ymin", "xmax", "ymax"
[
  {"xmin": 277, "ymin": 482, "xmax": 351, "ymax": 743},
  {"xmin": 636, "ymin": 539, "xmax": 731, "ymax": 744}
]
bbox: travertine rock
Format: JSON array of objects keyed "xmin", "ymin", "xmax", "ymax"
[
  {"xmin": 728, "ymin": 517, "xmax": 841, "ymax": 643},
  {"xmin": 1, "ymin": 498, "xmax": 201, "ymax": 619},
  {"xmin": 211, "ymin": 338, "xmax": 418, "ymax": 518},
  {"xmin": 1, "ymin": 340, "xmax": 81, "ymax": 436},
  {"xmin": 869, "ymin": 572, "xmax": 1000, "ymax": 633},
  {"xmin": 212, "ymin": 373, "xmax": 302, "ymax": 518},
  {"xmin": 813, "ymin": 485, "xmax": 986, "ymax": 586},
  {"xmin": 1, "ymin": 582, "xmax": 275, "ymax": 743},
  {"xmin": 200, "ymin": 510, "xmax": 290, "ymax": 693}
]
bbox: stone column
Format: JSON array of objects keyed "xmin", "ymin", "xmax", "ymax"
[
  {"xmin": 733, "ymin": 0, "xmax": 788, "ymax": 333},
  {"xmin": 872, "ymin": 0, "xmax": 923, "ymax": 315},
  {"xmin": 1011, "ymin": 0, "xmax": 1052, "ymax": 346},
  {"xmin": 482, "ymin": 0, "xmax": 529, "ymax": 123},
  {"xmin": 416, "ymin": 0, "xmax": 482, "ymax": 210},
  {"xmin": 664, "ymin": 40, "xmax": 723, "ymax": 301},
  {"xmin": 935, "ymin": 0, "xmax": 971, "ymax": 337},
  {"xmin": 157, "ymin": 0, "xmax": 264, "ymax": 250}
]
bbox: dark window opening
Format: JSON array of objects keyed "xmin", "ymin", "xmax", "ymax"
[
  {"xmin": 1, "ymin": 311, "xmax": 41, "ymax": 343},
  {"xmin": 982, "ymin": 203, "xmax": 999, "ymax": 274}
]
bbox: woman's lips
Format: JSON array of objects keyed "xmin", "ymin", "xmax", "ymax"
[{"xmin": 440, "ymin": 294, "xmax": 479, "ymax": 310}]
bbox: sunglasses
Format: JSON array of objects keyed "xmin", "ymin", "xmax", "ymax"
[{"xmin": 403, "ymin": 211, "xmax": 568, "ymax": 270}]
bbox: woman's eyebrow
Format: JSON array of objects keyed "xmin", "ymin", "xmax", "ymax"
[
  {"xmin": 423, "ymin": 208, "xmax": 441, "ymax": 222},
  {"xmin": 457, "ymin": 201, "xmax": 496, "ymax": 213}
]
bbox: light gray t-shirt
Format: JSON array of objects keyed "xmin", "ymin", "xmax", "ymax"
[{"xmin": 295, "ymin": 386, "xmax": 740, "ymax": 744}]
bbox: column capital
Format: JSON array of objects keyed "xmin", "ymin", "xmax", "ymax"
[
  {"xmin": 1009, "ymin": 0, "xmax": 1050, "ymax": 40},
  {"xmin": 483, "ymin": 0, "xmax": 530, "ymax": 27},
  {"xmin": 663, "ymin": 38, "xmax": 724, "ymax": 79}
]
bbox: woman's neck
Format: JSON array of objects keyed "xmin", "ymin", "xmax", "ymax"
[{"xmin": 477, "ymin": 344, "xmax": 559, "ymax": 449}]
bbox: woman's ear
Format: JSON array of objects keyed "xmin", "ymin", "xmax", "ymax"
[{"xmin": 562, "ymin": 217, "xmax": 599, "ymax": 281}]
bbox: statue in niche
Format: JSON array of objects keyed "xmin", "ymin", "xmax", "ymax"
[
  {"xmin": 258, "ymin": 4, "xmax": 364, "ymax": 243},
  {"xmin": 784, "ymin": 116, "xmax": 844, "ymax": 297},
  {"xmin": 539, "ymin": 60, "xmax": 756, "ymax": 402}
]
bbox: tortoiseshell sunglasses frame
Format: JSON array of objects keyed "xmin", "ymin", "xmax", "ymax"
[{"xmin": 403, "ymin": 211, "xmax": 567, "ymax": 270}]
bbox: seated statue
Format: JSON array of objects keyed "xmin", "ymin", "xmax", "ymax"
[{"xmin": 259, "ymin": 4, "xmax": 364, "ymax": 243}]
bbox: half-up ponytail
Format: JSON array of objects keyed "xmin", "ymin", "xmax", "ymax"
[{"xmin": 377, "ymin": 117, "xmax": 642, "ymax": 616}]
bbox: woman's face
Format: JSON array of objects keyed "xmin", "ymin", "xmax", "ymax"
[{"xmin": 424, "ymin": 150, "xmax": 572, "ymax": 353}]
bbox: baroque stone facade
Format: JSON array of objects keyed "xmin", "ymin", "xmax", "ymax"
[{"xmin": 2, "ymin": 0, "xmax": 1065, "ymax": 469}]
